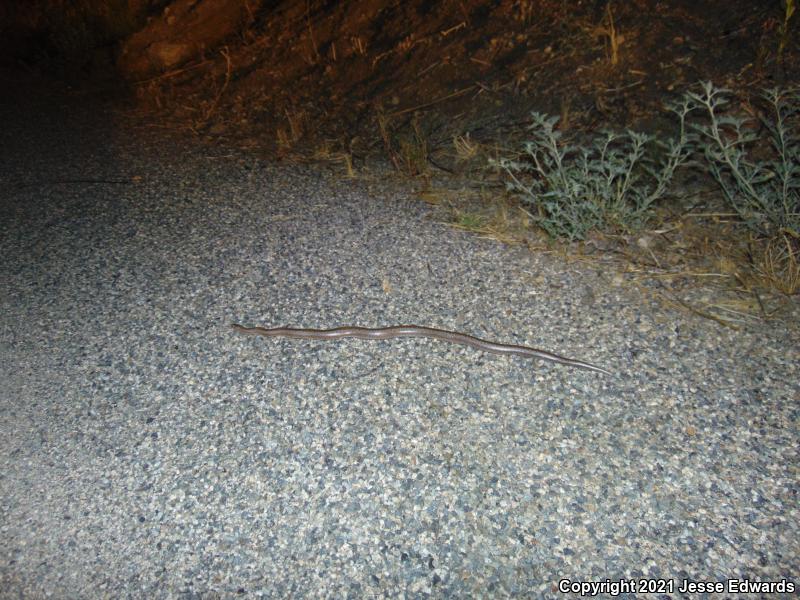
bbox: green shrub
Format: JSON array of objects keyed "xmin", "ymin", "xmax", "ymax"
[
  {"xmin": 685, "ymin": 81, "xmax": 799, "ymax": 238},
  {"xmin": 492, "ymin": 103, "xmax": 693, "ymax": 241}
]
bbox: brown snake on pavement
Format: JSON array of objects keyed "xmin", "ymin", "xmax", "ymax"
[{"xmin": 231, "ymin": 324, "xmax": 611, "ymax": 375}]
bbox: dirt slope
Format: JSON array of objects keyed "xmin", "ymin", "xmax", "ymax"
[{"xmin": 114, "ymin": 0, "xmax": 797, "ymax": 164}]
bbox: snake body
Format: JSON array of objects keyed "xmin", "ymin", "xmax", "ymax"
[{"xmin": 231, "ymin": 324, "xmax": 611, "ymax": 375}]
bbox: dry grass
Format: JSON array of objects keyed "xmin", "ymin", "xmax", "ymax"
[
  {"xmin": 592, "ymin": 3, "xmax": 624, "ymax": 67},
  {"xmin": 198, "ymin": 46, "xmax": 232, "ymax": 125},
  {"xmin": 751, "ymin": 233, "xmax": 800, "ymax": 296},
  {"xmin": 377, "ymin": 109, "xmax": 430, "ymax": 177},
  {"xmin": 616, "ymin": 212, "xmax": 798, "ymax": 326},
  {"xmin": 453, "ymin": 134, "xmax": 480, "ymax": 161},
  {"xmin": 426, "ymin": 177, "xmax": 797, "ymax": 328},
  {"xmin": 512, "ymin": 0, "xmax": 536, "ymax": 25},
  {"xmin": 276, "ymin": 107, "xmax": 308, "ymax": 149},
  {"xmin": 312, "ymin": 143, "xmax": 357, "ymax": 178},
  {"xmin": 420, "ymin": 187, "xmax": 539, "ymax": 246}
]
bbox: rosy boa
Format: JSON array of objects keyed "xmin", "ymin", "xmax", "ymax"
[{"xmin": 232, "ymin": 324, "xmax": 611, "ymax": 375}]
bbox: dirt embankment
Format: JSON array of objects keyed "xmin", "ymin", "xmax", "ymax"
[{"xmin": 103, "ymin": 0, "xmax": 796, "ymax": 163}]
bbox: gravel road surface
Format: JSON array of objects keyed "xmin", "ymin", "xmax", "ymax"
[{"xmin": 1, "ymin": 74, "xmax": 798, "ymax": 598}]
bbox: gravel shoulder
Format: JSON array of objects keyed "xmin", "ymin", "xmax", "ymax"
[{"xmin": 1, "ymin": 75, "xmax": 798, "ymax": 598}]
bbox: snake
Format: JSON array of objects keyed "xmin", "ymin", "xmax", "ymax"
[{"xmin": 231, "ymin": 324, "xmax": 611, "ymax": 375}]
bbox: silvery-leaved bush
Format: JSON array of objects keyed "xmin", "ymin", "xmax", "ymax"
[
  {"xmin": 685, "ymin": 81, "xmax": 799, "ymax": 238},
  {"xmin": 492, "ymin": 101, "xmax": 693, "ymax": 241}
]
